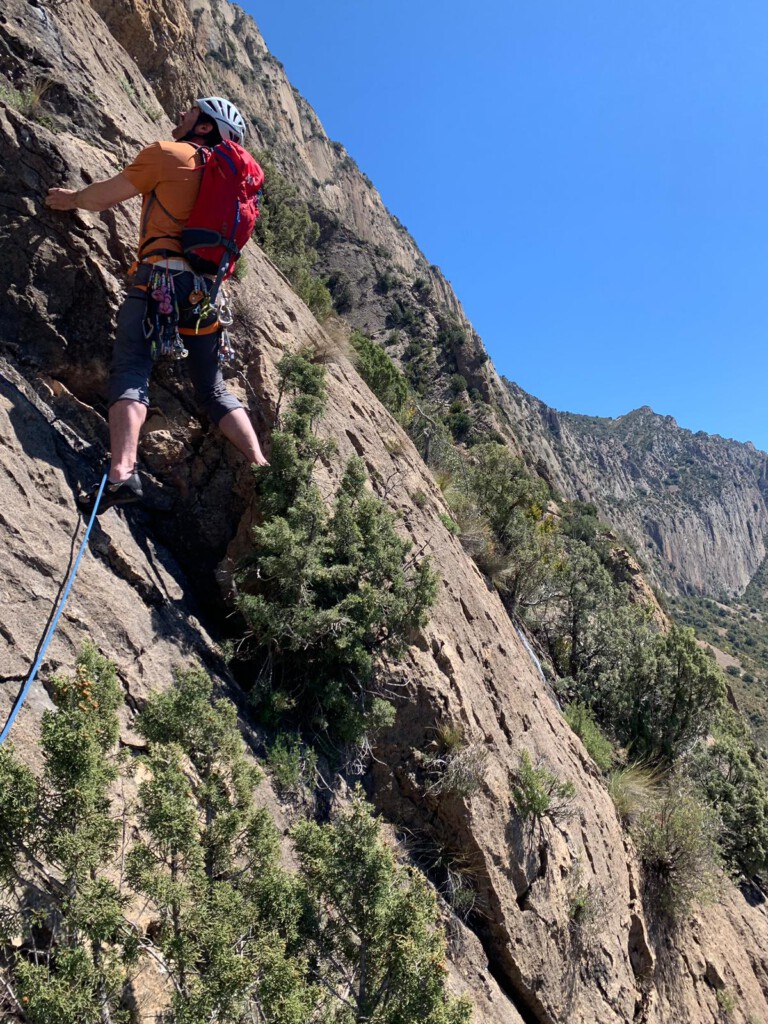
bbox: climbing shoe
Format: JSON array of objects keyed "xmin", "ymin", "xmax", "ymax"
[{"xmin": 77, "ymin": 470, "xmax": 143, "ymax": 517}]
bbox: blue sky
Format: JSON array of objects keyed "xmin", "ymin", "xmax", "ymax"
[{"xmin": 243, "ymin": 1, "xmax": 768, "ymax": 450}]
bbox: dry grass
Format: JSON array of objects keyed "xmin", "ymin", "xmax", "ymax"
[
  {"xmin": 425, "ymin": 736, "xmax": 489, "ymax": 799},
  {"xmin": 607, "ymin": 762, "xmax": 664, "ymax": 825},
  {"xmin": 0, "ymin": 77, "xmax": 54, "ymax": 126},
  {"xmin": 399, "ymin": 827, "xmax": 486, "ymax": 923},
  {"xmin": 435, "ymin": 721, "xmax": 466, "ymax": 754},
  {"xmin": 312, "ymin": 318, "xmax": 354, "ymax": 365}
]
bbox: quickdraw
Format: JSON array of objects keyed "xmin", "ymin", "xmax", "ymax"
[
  {"xmin": 217, "ymin": 287, "xmax": 236, "ymax": 366},
  {"xmin": 191, "ymin": 279, "xmax": 215, "ymax": 335},
  {"xmin": 144, "ymin": 266, "xmax": 188, "ymax": 360}
]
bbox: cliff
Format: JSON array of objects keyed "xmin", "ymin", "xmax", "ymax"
[
  {"xmin": 501, "ymin": 388, "xmax": 768, "ymax": 597},
  {"xmin": 2, "ymin": 1, "xmax": 768, "ymax": 1022}
]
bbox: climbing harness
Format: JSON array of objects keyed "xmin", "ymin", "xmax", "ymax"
[
  {"xmin": 0, "ymin": 473, "xmax": 108, "ymax": 746},
  {"xmin": 143, "ymin": 262, "xmax": 236, "ymax": 365}
]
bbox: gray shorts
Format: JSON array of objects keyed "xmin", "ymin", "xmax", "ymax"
[{"xmin": 109, "ymin": 263, "xmax": 242, "ymax": 425}]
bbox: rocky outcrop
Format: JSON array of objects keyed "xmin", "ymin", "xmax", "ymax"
[{"xmin": 3, "ymin": 1, "xmax": 768, "ymax": 1021}]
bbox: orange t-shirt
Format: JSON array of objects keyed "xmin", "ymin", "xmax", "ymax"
[{"xmin": 122, "ymin": 141, "xmax": 204, "ymax": 261}]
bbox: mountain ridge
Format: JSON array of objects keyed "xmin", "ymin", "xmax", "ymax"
[{"xmin": 499, "ymin": 380, "xmax": 768, "ymax": 596}]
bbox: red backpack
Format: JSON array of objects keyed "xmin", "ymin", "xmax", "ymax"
[{"xmin": 182, "ymin": 141, "xmax": 264, "ymax": 298}]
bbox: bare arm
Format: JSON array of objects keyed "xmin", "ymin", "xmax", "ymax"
[{"xmin": 46, "ymin": 172, "xmax": 139, "ymax": 213}]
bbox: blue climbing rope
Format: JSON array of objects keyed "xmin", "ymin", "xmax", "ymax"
[{"xmin": 0, "ymin": 473, "xmax": 108, "ymax": 746}]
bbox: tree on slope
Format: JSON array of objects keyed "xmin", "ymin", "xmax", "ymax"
[
  {"xmin": 236, "ymin": 350, "xmax": 437, "ymax": 745},
  {"xmin": 127, "ymin": 668, "xmax": 320, "ymax": 1024},
  {"xmin": 293, "ymin": 790, "xmax": 472, "ymax": 1024},
  {"xmin": 622, "ymin": 625, "xmax": 726, "ymax": 762},
  {"xmin": 0, "ymin": 644, "xmax": 130, "ymax": 1024}
]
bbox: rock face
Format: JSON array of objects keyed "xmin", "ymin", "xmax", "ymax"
[
  {"xmin": 3, "ymin": 2, "xmax": 768, "ymax": 1023},
  {"xmin": 499, "ymin": 389, "xmax": 768, "ymax": 597}
]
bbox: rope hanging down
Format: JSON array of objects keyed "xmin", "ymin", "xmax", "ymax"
[{"xmin": 0, "ymin": 473, "xmax": 108, "ymax": 746}]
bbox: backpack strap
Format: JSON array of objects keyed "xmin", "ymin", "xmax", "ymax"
[{"xmin": 138, "ymin": 145, "xmax": 207, "ymax": 260}]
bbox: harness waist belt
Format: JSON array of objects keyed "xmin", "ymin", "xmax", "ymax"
[
  {"xmin": 142, "ymin": 257, "xmax": 216, "ymax": 280},
  {"xmin": 143, "ymin": 257, "xmax": 195, "ymax": 273}
]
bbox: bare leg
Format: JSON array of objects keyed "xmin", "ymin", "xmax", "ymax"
[
  {"xmin": 108, "ymin": 398, "xmax": 147, "ymax": 481},
  {"xmin": 218, "ymin": 408, "xmax": 269, "ymax": 466}
]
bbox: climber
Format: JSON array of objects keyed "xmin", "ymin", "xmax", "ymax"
[{"xmin": 45, "ymin": 97, "xmax": 269, "ymax": 515}]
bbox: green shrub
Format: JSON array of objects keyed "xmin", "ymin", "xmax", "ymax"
[
  {"xmin": 0, "ymin": 644, "xmax": 130, "ymax": 1023},
  {"xmin": 350, "ymin": 329, "xmax": 410, "ymax": 416},
  {"xmin": 141, "ymin": 100, "xmax": 162, "ymax": 122},
  {"xmin": 632, "ymin": 781, "xmax": 721, "ymax": 919},
  {"xmin": 0, "ymin": 77, "xmax": 55, "ymax": 129},
  {"xmin": 236, "ymin": 351, "xmax": 437, "ymax": 745},
  {"xmin": 118, "ymin": 75, "xmax": 137, "ymax": 100},
  {"xmin": 565, "ymin": 702, "xmax": 614, "ymax": 772},
  {"xmin": 511, "ymin": 750, "xmax": 575, "ymax": 828},
  {"xmin": 293, "ymin": 265, "xmax": 333, "ymax": 321},
  {"xmin": 387, "ymin": 298, "xmax": 423, "ymax": 334},
  {"xmin": 542, "ymin": 578, "xmax": 722, "ymax": 766},
  {"xmin": 447, "ymin": 442, "xmax": 555, "ymax": 615},
  {"xmin": 624, "ymin": 626, "xmax": 727, "ymax": 762},
  {"xmin": 436, "ymin": 317, "xmax": 466, "ymax": 349},
  {"xmin": 439, "ymin": 513, "xmax": 460, "ymax": 535},
  {"xmin": 376, "ymin": 269, "xmax": 398, "ymax": 294},
  {"xmin": 448, "ymin": 408, "xmax": 472, "ymax": 442},
  {"xmin": 129, "ymin": 669, "xmax": 320, "ymax": 1023},
  {"xmin": 232, "ymin": 255, "xmax": 250, "ymax": 282},
  {"xmin": 326, "ymin": 270, "xmax": 353, "ymax": 312},
  {"xmin": 292, "ymin": 790, "xmax": 473, "ymax": 1023},
  {"xmin": 535, "ymin": 541, "xmax": 648, "ymax": 698},
  {"xmin": 252, "ymin": 155, "xmax": 332, "ymax": 320},
  {"xmin": 568, "ymin": 884, "xmax": 591, "ymax": 923},
  {"xmin": 267, "ymin": 733, "xmax": 318, "ymax": 798},
  {"xmin": 0, "ymin": 653, "xmax": 469, "ymax": 1022},
  {"xmin": 717, "ymin": 990, "xmax": 737, "ymax": 1018},
  {"xmin": 689, "ymin": 718, "xmax": 768, "ymax": 875},
  {"xmin": 406, "ymin": 401, "xmax": 462, "ymax": 472}
]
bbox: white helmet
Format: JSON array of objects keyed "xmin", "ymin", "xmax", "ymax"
[{"xmin": 195, "ymin": 96, "xmax": 246, "ymax": 144}]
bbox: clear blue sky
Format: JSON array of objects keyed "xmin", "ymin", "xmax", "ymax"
[{"xmin": 243, "ymin": 1, "xmax": 768, "ymax": 450}]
